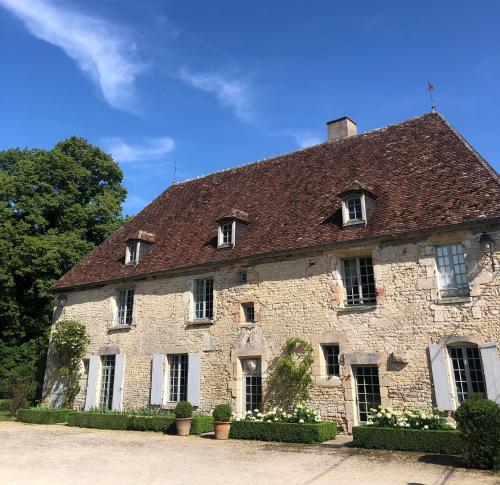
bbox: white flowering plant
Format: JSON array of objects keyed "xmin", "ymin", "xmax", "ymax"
[
  {"xmin": 367, "ymin": 405, "xmax": 453, "ymax": 430},
  {"xmin": 243, "ymin": 403, "xmax": 321, "ymax": 424}
]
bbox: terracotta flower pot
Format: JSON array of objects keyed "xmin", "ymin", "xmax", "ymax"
[
  {"xmin": 214, "ymin": 421, "xmax": 231, "ymax": 440},
  {"xmin": 175, "ymin": 418, "xmax": 192, "ymax": 436}
]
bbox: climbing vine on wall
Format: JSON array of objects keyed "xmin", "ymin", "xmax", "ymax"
[
  {"xmin": 265, "ymin": 337, "xmax": 314, "ymax": 411},
  {"xmin": 50, "ymin": 320, "xmax": 88, "ymax": 408}
]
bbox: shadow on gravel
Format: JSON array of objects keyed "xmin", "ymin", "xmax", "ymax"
[{"xmin": 418, "ymin": 454, "xmax": 466, "ymax": 469}]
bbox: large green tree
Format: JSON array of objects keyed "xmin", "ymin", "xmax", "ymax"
[{"xmin": 0, "ymin": 137, "xmax": 127, "ymax": 396}]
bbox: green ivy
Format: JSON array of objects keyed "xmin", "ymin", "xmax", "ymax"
[
  {"xmin": 265, "ymin": 338, "xmax": 314, "ymax": 410},
  {"xmin": 50, "ymin": 320, "xmax": 88, "ymax": 407}
]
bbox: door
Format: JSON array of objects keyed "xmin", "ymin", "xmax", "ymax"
[
  {"xmin": 99, "ymin": 355, "xmax": 116, "ymax": 409},
  {"xmin": 355, "ymin": 366, "xmax": 381, "ymax": 423}
]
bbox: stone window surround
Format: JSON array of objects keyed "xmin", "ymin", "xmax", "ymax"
[
  {"xmin": 229, "ymin": 347, "xmax": 269, "ymax": 416},
  {"xmin": 342, "ymin": 351, "xmax": 391, "ymax": 432},
  {"xmin": 311, "ymin": 332, "xmax": 348, "ymax": 387},
  {"xmin": 238, "ymin": 300, "xmax": 261, "ymax": 325}
]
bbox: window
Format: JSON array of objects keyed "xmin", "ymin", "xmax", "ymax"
[
  {"xmin": 435, "ymin": 244, "xmax": 469, "ymax": 297},
  {"xmin": 355, "ymin": 366, "xmax": 381, "ymax": 423},
  {"xmin": 242, "ymin": 358, "xmax": 262, "ymax": 412},
  {"xmin": 342, "ymin": 257, "xmax": 376, "ymax": 306},
  {"xmin": 117, "ymin": 289, "xmax": 134, "ymax": 325},
  {"xmin": 342, "ymin": 195, "xmax": 366, "ymax": 225},
  {"xmin": 99, "ymin": 355, "xmax": 116, "ymax": 409},
  {"xmin": 168, "ymin": 354, "xmax": 188, "ymax": 402},
  {"xmin": 322, "ymin": 344, "xmax": 340, "ymax": 377},
  {"xmin": 126, "ymin": 242, "xmax": 138, "ymax": 264},
  {"xmin": 239, "ymin": 271, "xmax": 248, "ymax": 283},
  {"xmin": 194, "ymin": 278, "xmax": 214, "ymax": 320},
  {"xmin": 448, "ymin": 347, "xmax": 485, "ymax": 403},
  {"xmin": 218, "ymin": 221, "xmax": 235, "ymax": 248},
  {"xmin": 243, "ymin": 303, "xmax": 255, "ymax": 323}
]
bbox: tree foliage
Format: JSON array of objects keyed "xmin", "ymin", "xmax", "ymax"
[
  {"xmin": 0, "ymin": 137, "xmax": 127, "ymax": 397},
  {"xmin": 265, "ymin": 338, "xmax": 314, "ymax": 411}
]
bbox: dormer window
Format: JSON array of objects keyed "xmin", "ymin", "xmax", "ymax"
[
  {"xmin": 124, "ymin": 231, "xmax": 155, "ymax": 265},
  {"xmin": 216, "ymin": 209, "xmax": 249, "ymax": 250},
  {"xmin": 126, "ymin": 242, "xmax": 138, "ymax": 264},
  {"xmin": 337, "ymin": 181, "xmax": 376, "ymax": 228},
  {"xmin": 218, "ymin": 221, "xmax": 235, "ymax": 248}
]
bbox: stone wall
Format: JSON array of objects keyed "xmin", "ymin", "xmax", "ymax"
[{"xmin": 44, "ymin": 225, "xmax": 500, "ymax": 432}]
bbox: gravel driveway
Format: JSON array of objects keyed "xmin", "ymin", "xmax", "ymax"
[{"xmin": 0, "ymin": 421, "xmax": 497, "ymax": 485}]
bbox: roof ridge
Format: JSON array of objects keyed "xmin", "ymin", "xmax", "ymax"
[{"xmin": 171, "ymin": 112, "xmax": 436, "ymax": 187}]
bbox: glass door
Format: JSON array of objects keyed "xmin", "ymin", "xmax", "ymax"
[
  {"xmin": 242, "ymin": 358, "xmax": 262, "ymax": 412},
  {"xmin": 355, "ymin": 366, "xmax": 381, "ymax": 423},
  {"xmin": 99, "ymin": 355, "xmax": 116, "ymax": 409}
]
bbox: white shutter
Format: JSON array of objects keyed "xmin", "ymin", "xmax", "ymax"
[
  {"xmin": 150, "ymin": 354, "xmax": 165, "ymax": 405},
  {"xmin": 112, "ymin": 354, "xmax": 126, "ymax": 411},
  {"xmin": 84, "ymin": 355, "xmax": 100, "ymax": 410},
  {"xmin": 479, "ymin": 342, "xmax": 500, "ymax": 404},
  {"xmin": 187, "ymin": 352, "xmax": 201, "ymax": 407},
  {"xmin": 429, "ymin": 344, "xmax": 453, "ymax": 410}
]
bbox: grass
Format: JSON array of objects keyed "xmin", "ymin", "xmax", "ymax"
[{"xmin": 0, "ymin": 410, "xmax": 13, "ymax": 422}]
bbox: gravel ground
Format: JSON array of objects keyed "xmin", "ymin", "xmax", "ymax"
[{"xmin": 0, "ymin": 421, "xmax": 497, "ymax": 485}]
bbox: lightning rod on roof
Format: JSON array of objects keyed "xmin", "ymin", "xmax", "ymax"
[
  {"xmin": 173, "ymin": 160, "xmax": 177, "ymax": 184},
  {"xmin": 427, "ymin": 79, "xmax": 436, "ymax": 112}
]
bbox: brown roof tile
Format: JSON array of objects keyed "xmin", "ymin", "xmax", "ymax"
[{"xmin": 54, "ymin": 112, "xmax": 500, "ymax": 290}]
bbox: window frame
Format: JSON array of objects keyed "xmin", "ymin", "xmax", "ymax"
[
  {"xmin": 435, "ymin": 244, "xmax": 469, "ymax": 298},
  {"xmin": 342, "ymin": 194, "xmax": 366, "ymax": 226},
  {"xmin": 322, "ymin": 344, "xmax": 340, "ymax": 378},
  {"xmin": 125, "ymin": 242, "xmax": 138, "ymax": 265},
  {"xmin": 193, "ymin": 278, "xmax": 214, "ymax": 320},
  {"xmin": 448, "ymin": 346, "xmax": 486, "ymax": 404},
  {"xmin": 166, "ymin": 353, "xmax": 189, "ymax": 403},
  {"xmin": 342, "ymin": 256, "xmax": 377, "ymax": 306},
  {"xmin": 242, "ymin": 302, "xmax": 255, "ymax": 323},
  {"xmin": 217, "ymin": 220, "xmax": 236, "ymax": 248},
  {"xmin": 117, "ymin": 288, "xmax": 135, "ymax": 326}
]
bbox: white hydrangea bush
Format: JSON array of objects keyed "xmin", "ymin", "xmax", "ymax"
[
  {"xmin": 367, "ymin": 405, "xmax": 453, "ymax": 430},
  {"xmin": 242, "ymin": 403, "xmax": 322, "ymax": 424}
]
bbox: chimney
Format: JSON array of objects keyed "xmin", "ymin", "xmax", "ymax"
[{"xmin": 326, "ymin": 116, "xmax": 357, "ymax": 142}]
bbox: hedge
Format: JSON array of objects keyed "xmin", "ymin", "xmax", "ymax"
[
  {"xmin": 352, "ymin": 426, "xmax": 461, "ymax": 455},
  {"xmin": 0, "ymin": 399, "xmax": 11, "ymax": 412},
  {"xmin": 229, "ymin": 421, "xmax": 337, "ymax": 444},
  {"xmin": 67, "ymin": 412, "xmax": 213, "ymax": 435},
  {"xmin": 17, "ymin": 408, "xmax": 73, "ymax": 424}
]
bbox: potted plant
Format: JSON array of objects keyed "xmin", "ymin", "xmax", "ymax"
[
  {"xmin": 174, "ymin": 401, "xmax": 193, "ymax": 436},
  {"xmin": 213, "ymin": 403, "xmax": 232, "ymax": 440}
]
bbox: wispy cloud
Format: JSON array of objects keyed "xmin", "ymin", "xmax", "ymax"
[
  {"xmin": 0, "ymin": 0, "xmax": 144, "ymax": 111},
  {"xmin": 178, "ymin": 67, "xmax": 254, "ymax": 121},
  {"xmin": 288, "ymin": 131, "xmax": 322, "ymax": 148},
  {"xmin": 102, "ymin": 136, "xmax": 175, "ymax": 163}
]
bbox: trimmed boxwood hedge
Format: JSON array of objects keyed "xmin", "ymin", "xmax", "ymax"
[
  {"xmin": 17, "ymin": 408, "xmax": 73, "ymax": 424},
  {"xmin": 67, "ymin": 412, "xmax": 213, "ymax": 434},
  {"xmin": 0, "ymin": 399, "xmax": 11, "ymax": 412},
  {"xmin": 229, "ymin": 421, "xmax": 337, "ymax": 444},
  {"xmin": 352, "ymin": 426, "xmax": 461, "ymax": 455}
]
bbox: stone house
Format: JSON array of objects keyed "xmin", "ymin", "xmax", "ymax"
[{"xmin": 44, "ymin": 112, "xmax": 500, "ymax": 432}]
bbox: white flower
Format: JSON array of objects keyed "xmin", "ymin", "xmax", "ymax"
[
  {"xmin": 377, "ymin": 413, "xmax": 382, "ymax": 418},
  {"xmin": 274, "ymin": 417, "xmax": 278, "ymax": 421},
  {"xmin": 423, "ymin": 425, "xmax": 429, "ymax": 430},
  {"xmin": 299, "ymin": 419, "xmax": 304, "ymax": 423},
  {"xmin": 254, "ymin": 409, "xmax": 259, "ymax": 413},
  {"xmin": 386, "ymin": 413, "xmax": 392, "ymax": 419}
]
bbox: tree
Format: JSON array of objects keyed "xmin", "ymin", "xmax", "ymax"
[{"xmin": 0, "ymin": 137, "xmax": 127, "ymax": 397}]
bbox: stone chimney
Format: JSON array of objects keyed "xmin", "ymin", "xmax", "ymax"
[{"xmin": 327, "ymin": 116, "xmax": 357, "ymax": 142}]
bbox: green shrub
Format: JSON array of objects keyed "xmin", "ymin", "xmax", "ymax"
[
  {"xmin": 213, "ymin": 404, "xmax": 232, "ymax": 422},
  {"xmin": 17, "ymin": 408, "xmax": 73, "ymax": 424},
  {"xmin": 190, "ymin": 415, "xmax": 214, "ymax": 434},
  {"xmin": 352, "ymin": 426, "xmax": 461, "ymax": 455},
  {"xmin": 67, "ymin": 411, "xmax": 212, "ymax": 435},
  {"xmin": 174, "ymin": 401, "xmax": 193, "ymax": 419},
  {"xmin": 229, "ymin": 420, "xmax": 337, "ymax": 444},
  {"xmin": 455, "ymin": 395, "xmax": 500, "ymax": 469},
  {"xmin": 0, "ymin": 399, "xmax": 11, "ymax": 412}
]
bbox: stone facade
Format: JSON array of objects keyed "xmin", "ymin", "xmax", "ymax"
[{"xmin": 44, "ymin": 225, "xmax": 500, "ymax": 432}]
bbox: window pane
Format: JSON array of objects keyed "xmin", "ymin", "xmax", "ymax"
[
  {"xmin": 221, "ymin": 223, "xmax": 232, "ymax": 244},
  {"xmin": 99, "ymin": 355, "xmax": 116, "ymax": 409},
  {"xmin": 435, "ymin": 244, "xmax": 469, "ymax": 297},
  {"xmin": 449, "ymin": 347, "xmax": 485, "ymax": 403},
  {"xmin": 323, "ymin": 344, "xmax": 340, "ymax": 376},
  {"xmin": 355, "ymin": 366, "xmax": 380, "ymax": 423},
  {"xmin": 347, "ymin": 197, "xmax": 362, "ymax": 220},
  {"xmin": 194, "ymin": 279, "xmax": 214, "ymax": 319},
  {"xmin": 168, "ymin": 354, "xmax": 188, "ymax": 402},
  {"xmin": 343, "ymin": 257, "xmax": 376, "ymax": 306},
  {"xmin": 117, "ymin": 289, "xmax": 134, "ymax": 325},
  {"xmin": 242, "ymin": 359, "xmax": 262, "ymax": 412},
  {"xmin": 128, "ymin": 243, "xmax": 137, "ymax": 263},
  {"xmin": 243, "ymin": 303, "xmax": 255, "ymax": 322}
]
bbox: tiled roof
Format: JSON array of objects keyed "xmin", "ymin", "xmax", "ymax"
[{"xmin": 54, "ymin": 112, "xmax": 500, "ymax": 290}]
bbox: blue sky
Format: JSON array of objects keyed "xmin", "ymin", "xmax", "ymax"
[{"xmin": 0, "ymin": 1, "xmax": 499, "ymax": 214}]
